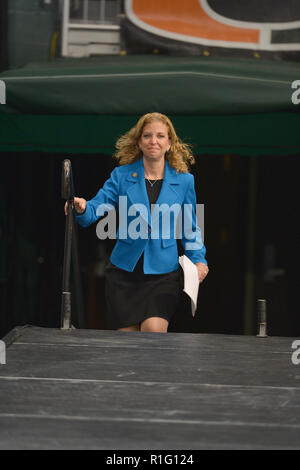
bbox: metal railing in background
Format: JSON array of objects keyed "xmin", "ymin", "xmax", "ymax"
[
  {"xmin": 61, "ymin": 159, "xmax": 85, "ymax": 330},
  {"xmin": 61, "ymin": 0, "xmax": 121, "ymax": 57},
  {"xmin": 69, "ymin": 0, "xmax": 122, "ymax": 25}
]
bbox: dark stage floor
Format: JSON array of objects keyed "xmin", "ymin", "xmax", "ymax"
[{"xmin": 0, "ymin": 325, "xmax": 300, "ymax": 449}]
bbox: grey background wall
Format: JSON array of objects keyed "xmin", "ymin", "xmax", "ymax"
[{"xmin": 8, "ymin": 0, "xmax": 58, "ymax": 68}]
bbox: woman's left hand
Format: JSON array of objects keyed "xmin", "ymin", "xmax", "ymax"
[{"xmin": 196, "ymin": 262, "xmax": 209, "ymax": 283}]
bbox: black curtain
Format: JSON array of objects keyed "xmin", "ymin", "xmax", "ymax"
[{"xmin": 0, "ymin": 0, "xmax": 9, "ymax": 72}]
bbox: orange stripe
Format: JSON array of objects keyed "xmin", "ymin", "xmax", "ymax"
[{"xmin": 132, "ymin": 0, "xmax": 259, "ymax": 43}]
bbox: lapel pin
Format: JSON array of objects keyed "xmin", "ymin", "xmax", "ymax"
[{"xmin": 132, "ymin": 172, "xmax": 137, "ymax": 178}]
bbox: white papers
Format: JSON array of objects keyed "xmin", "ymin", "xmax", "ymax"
[{"xmin": 178, "ymin": 255, "xmax": 200, "ymax": 317}]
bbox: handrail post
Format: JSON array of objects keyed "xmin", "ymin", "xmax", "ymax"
[
  {"xmin": 61, "ymin": 200, "xmax": 73, "ymax": 329},
  {"xmin": 61, "ymin": 159, "xmax": 74, "ymax": 330},
  {"xmin": 61, "ymin": 158, "xmax": 85, "ymax": 330}
]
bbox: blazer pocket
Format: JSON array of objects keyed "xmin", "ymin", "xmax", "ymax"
[
  {"xmin": 161, "ymin": 237, "xmax": 177, "ymax": 248},
  {"xmin": 118, "ymin": 236, "xmax": 135, "ymax": 245}
]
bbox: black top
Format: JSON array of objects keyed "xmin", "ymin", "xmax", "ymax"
[
  {"xmin": 133, "ymin": 178, "xmax": 163, "ymax": 273},
  {"xmin": 145, "ymin": 178, "xmax": 163, "ymax": 206}
]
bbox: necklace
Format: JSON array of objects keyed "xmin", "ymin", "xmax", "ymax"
[
  {"xmin": 146, "ymin": 178, "xmax": 158, "ymax": 187},
  {"xmin": 145, "ymin": 177, "xmax": 163, "ymax": 187}
]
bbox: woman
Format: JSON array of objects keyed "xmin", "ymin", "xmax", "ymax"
[{"xmin": 68, "ymin": 112, "xmax": 208, "ymax": 333}]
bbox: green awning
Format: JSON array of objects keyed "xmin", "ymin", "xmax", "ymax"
[{"xmin": 1, "ymin": 55, "xmax": 300, "ymax": 155}]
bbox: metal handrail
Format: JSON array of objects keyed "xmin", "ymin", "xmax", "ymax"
[{"xmin": 61, "ymin": 159, "xmax": 85, "ymax": 330}]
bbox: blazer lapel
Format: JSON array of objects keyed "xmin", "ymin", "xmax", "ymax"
[
  {"xmin": 155, "ymin": 160, "xmax": 180, "ymax": 208},
  {"xmin": 126, "ymin": 158, "xmax": 151, "ymax": 227}
]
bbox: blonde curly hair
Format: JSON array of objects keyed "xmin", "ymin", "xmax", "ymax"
[{"xmin": 113, "ymin": 113, "xmax": 195, "ymax": 173}]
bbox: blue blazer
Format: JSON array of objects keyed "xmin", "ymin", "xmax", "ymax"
[{"xmin": 75, "ymin": 158, "xmax": 207, "ymax": 274}]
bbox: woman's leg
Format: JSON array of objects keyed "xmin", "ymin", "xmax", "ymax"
[
  {"xmin": 117, "ymin": 324, "xmax": 140, "ymax": 332},
  {"xmin": 140, "ymin": 317, "xmax": 168, "ymax": 333}
]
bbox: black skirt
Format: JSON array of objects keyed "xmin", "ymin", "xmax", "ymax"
[{"xmin": 104, "ymin": 259, "xmax": 183, "ymax": 330}]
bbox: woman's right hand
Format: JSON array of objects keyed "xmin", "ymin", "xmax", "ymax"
[{"xmin": 64, "ymin": 197, "xmax": 87, "ymax": 215}]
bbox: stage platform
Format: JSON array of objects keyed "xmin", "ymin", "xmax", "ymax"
[{"xmin": 0, "ymin": 325, "xmax": 299, "ymax": 450}]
